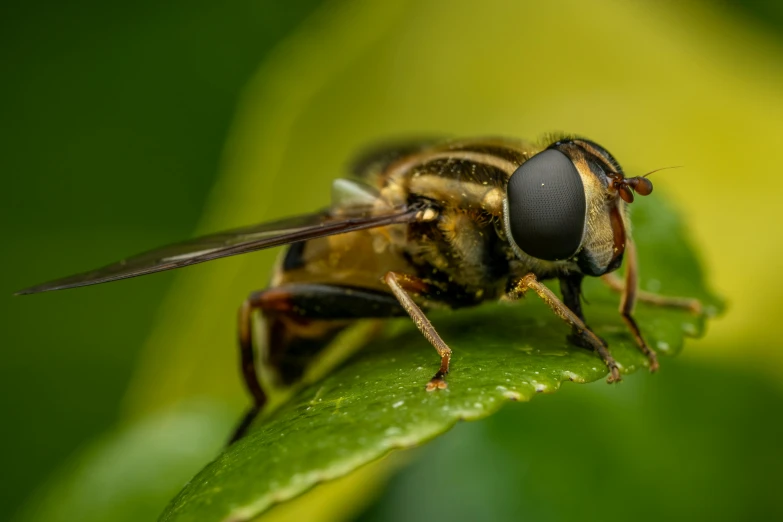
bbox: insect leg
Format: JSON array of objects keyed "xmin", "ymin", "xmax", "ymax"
[
  {"xmin": 601, "ymin": 240, "xmax": 702, "ymax": 314},
  {"xmin": 559, "ymin": 272, "xmax": 610, "ymax": 351},
  {"xmin": 230, "ymin": 291, "xmax": 272, "ymax": 444},
  {"xmin": 231, "ymin": 284, "xmax": 409, "ymax": 443},
  {"xmin": 612, "ymin": 240, "xmax": 659, "ymax": 371},
  {"xmin": 602, "ymin": 272, "xmax": 703, "ymax": 313},
  {"xmin": 509, "ymin": 273, "xmax": 621, "ymax": 383},
  {"xmin": 383, "ymin": 271, "xmax": 451, "ymax": 391},
  {"xmin": 559, "ymin": 272, "xmax": 586, "ymax": 322}
]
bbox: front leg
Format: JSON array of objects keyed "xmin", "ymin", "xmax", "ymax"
[
  {"xmin": 558, "ymin": 272, "xmax": 601, "ymax": 350},
  {"xmin": 614, "ymin": 240, "xmax": 659, "ymax": 371},
  {"xmin": 601, "ymin": 240, "xmax": 702, "ymax": 315},
  {"xmin": 559, "ymin": 272, "xmax": 585, "ymax": 322},
  {"xmin": 509, "ymin": 273, "xmax": 621, "ymax": 383}
]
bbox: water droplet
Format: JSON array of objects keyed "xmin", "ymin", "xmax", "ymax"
[
  {"xmin": 392, "ymin": 400, "xmax": 405, "ymax": 408},
  {"xmin": 645, "ymin": 279, "xmax": 662, "ymax": 292},
  {"xmin": 682, "ymin": 323, "xmax": 698, "ymax": 335}
]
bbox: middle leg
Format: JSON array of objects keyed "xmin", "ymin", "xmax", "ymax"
[{"xmin": 383, "ymin": 271, "xmax": 451, "ymax": 391}]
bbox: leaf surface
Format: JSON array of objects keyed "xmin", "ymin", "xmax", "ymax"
[{"xmin": 160, "ymin": 194, "xmax": 722, "ymax": 522}]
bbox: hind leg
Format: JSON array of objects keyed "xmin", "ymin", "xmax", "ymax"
[
  {"xmin": 230, "ymin": 291, "xmax": 275, "ymax": 444},
  {"xmin": 230, "ymin": 283, "xmax": 407, "ymax": 443}
]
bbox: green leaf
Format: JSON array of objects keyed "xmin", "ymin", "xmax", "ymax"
[
  {"xmin": 159, "ymin": 193, "xmax": 721, "ymax": 522},
  {"xmin": 354, "ymin": 358, "xmax": 783, "ymax": 522},
  {"xmin": 14, "ymin": 402, "xmax": 233, "ymax": 522}
]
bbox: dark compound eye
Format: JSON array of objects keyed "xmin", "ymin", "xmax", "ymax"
[{"xmin": 506, "ymin": 149, "xmax": 586, "ymax": 261}]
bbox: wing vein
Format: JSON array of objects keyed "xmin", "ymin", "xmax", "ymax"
[{"xmin": 15, "ymin": 204, "xmax": 424, "ymax": 295}]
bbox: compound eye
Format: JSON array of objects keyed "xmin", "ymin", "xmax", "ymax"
[{"xmin": 506, "ymin": 149, "xmax": 586, "ymax": 261}]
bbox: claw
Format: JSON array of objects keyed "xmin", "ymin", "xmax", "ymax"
[
  {"xmin": 606, "ymin": 365, "xmax": 622, "ymax": 383},
  {"xmin": 426, "ymin": 376, "xmax": 448, "ymax": 391},
  {"xmin": 688, "ymin": 299, "xmax": 704, "ymax": 315}
]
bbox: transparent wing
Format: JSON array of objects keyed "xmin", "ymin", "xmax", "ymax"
[{"xmin": 16, "ymin": 203, "xmax": 425, "ymax": 295}]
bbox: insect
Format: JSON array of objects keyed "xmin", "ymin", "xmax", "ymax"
[{"xmin": 17, "ymin": 135, "xmax": 701, "ymax": 442}]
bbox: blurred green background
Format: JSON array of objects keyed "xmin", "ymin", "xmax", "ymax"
[{"xmin": 3, "ymin": 0, "xmax": 783, "ymax": 521}]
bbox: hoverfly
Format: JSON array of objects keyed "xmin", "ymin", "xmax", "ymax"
[{"xmin": 17, "ymin": 135, "xmax": 701, "ymax": 442}]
